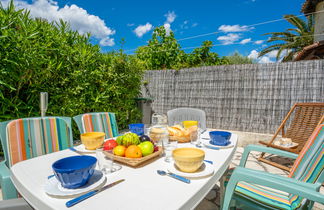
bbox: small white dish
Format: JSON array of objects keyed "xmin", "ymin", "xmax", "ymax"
[
  {"xmin": 74, "ymin": 144, "xmax": 97, "ymax": 153},
  {"xmin": 274, "ymin": 141, "xmax": 298, "ymax": 148},
  {"xmin": 167, "ymin": 163, "xmax": 214, "ymax": 178},
  {"xmin": 202, "ymin": 139, "xmax": 234, "ymax": 149},
  {"xmin": 74, "ymin": 139, "xmax": 112, "ymax": 153},
  {"xmin": 44, "ymin": 170, "xmax": 106, "ymax": 198}
]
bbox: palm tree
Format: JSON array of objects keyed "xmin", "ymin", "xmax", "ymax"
[{"xmin": 259, "ymin": 15, "xmax": 314, "ymax": 61}]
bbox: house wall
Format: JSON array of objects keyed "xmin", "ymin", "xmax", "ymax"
[
  {"xmin": 141, "ymin": 60, "xmax": 324, "ymax": 134},
  {"xmin": 315, "ymin": 1, "xmax": 324, "ymax": 42}
]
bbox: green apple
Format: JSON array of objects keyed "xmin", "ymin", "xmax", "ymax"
[{"xmin": 138, "ymin": 141, "xmax": 154, "ymax": 156}]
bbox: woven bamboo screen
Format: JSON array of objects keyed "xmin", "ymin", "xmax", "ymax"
[{"xmin": 141, "ymin": 60, "xmax": 324, "ymax": 134}]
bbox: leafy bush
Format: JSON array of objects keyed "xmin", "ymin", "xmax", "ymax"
[
  {"xmin": 136, "ymin": 26, "xmax": 228, "ymax": 70},
  {"xmin": 0, "ymin": 2, "xmax": 143, "ymax": 141}
]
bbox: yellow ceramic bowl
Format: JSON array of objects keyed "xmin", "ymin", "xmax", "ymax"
[
  {"xmin": 80, "ymin": 132, "xmax": 105, "ymax": 150},
  {"xmin": 172, "ymin": 148, "xmax": 205, "ymax": 173}
]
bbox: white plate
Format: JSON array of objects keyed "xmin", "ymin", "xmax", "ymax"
[
  {"xmin": 202, "ymin": 139, "xmax": 234, "ymax": 149},
  {"xmin": 167, "ymin": 163, "xmax": 214, "ymax": 178},
  {"xmin": 44, "ymin": 170, "xmax": 106, "ymax": 198}
]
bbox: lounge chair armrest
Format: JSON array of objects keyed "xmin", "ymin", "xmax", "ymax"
[
  {"xmin": 222, "ymin": 167, "xmax": 324, "ymax": 210},
  {"xmin": 239, "ymin": 145, "xmax": 298, "ymax": 167}
]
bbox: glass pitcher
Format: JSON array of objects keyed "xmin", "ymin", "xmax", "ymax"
[
  {"xmin": 151, "ymin": 113, "xmax": 167, "ymax": 125},
  {"xmin": 149, "ymin": 113, "xmax": 168, "ymax": 146}
]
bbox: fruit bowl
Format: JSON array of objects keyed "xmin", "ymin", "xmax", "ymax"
[
  {"xmin": 172, "ymin": 148, "xmax": 205, "ymax": 173},
  {"xmin": 103, "ymin": 146, "xmax": 163, "ymax": 168}
]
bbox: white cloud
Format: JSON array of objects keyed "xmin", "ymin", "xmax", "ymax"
[
  {"xmin": 164, "ymin": 23, "xmax": 171, "ymax": 35},
  {"xmin": 248, "ymin": 50, "xmax": 259, "ymax": 59},
  {"xmin": 127, "ymin": 23, "xmax": 135, "ymax": 27},
  {"xmin": 259, "ymin": 56, "xmax": 273, "ymax": 63},
  {"xmin": 267, "ymin": 50, "xmax": 279, "ymax": 58},
  {"xmin": 217, "ymin": 33, "xmax": 241, "ymax": 45},
  {"xmin": 1, "ymin": 0, "xmax": 115, "ymax": 46},
  {"xmin": 165, "ymin": 11, "xmax": 176, "ymax": 24},
  {"xmin": 99, "ymin": 37, "xmax": 115, "ymax": 46},
  {"xmin": 248, "ymin": 49, "xmax": 275, "ymax": 63},
  {"xmin": 240, "ymin": 38, "xmax": 251, "ymax": 44},
  {"xmin": 218, "ymin": 24, "xmax": 253, "ymax": 33},
  {"xmin": 254, "ymin": 40, "xmax": 264, "ymax": 44},
  {"xmin": 163, "ymin": 11, "xmax": 176, "ymax": 36},
  {"xmin": 134, "ymin": 23, "xmax": 153, "ymax": 37}
]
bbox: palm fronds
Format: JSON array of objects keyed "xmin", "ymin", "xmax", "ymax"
[{"xmin": 259, "ymin": 15, "xmax": 314, "ymax": 61}]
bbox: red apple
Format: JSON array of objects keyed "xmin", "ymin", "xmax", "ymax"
[{"xmin": 103, "ymin": 139, "xmax": 118, "ymax": 151}]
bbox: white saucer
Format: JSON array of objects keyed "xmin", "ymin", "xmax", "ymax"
[
  {"xmin": 167, "ymin": 163, "xmax": 214, "ymax": 178},
  {"xmin": 44, "ymin": 170, "xmax": 106, "ymax": 198},
  {"xmin": 74, "ymin": 138, "xmax": 112, "ymax": 153},
  {"xmin": 202, "ymin": 140, "xmax": 234, "ymax": 149},
  {"xmin": 74, "ymin": 144, "xmax": 97, "ymax": 153}
]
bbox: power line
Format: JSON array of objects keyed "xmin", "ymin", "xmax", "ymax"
[
  {"xmin": 124, "ymin": 9, "xmax": 324, "ymax": 53},
  {"xmin": 129, "ymin": 32, "xmax": 324, "ymax": 56}
]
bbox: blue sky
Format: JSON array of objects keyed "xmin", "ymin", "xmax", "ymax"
[{"xmin": 1, "ymin": 0, "xmax": 306, "ymax": 62}]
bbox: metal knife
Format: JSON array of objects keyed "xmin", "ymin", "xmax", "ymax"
[{"xmin": 66, "ymin": 179, "xmax": 125, "ymax": 208}]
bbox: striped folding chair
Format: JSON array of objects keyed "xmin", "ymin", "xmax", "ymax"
[
  {"xmin": 0, "ymin": 117, "xmax": 73, "ymax": 200},
  {"xmin": 222, "ymin": 124, "xmax": 324, "ymax": 209},
  {"xmin": 73, "ymin": 112, "xmax": 119, "ymax": 139}
]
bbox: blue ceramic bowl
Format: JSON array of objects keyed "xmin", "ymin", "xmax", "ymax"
[
  {"xmin": 52, "ymin": 155, "xmax": 97, "ymax": 189},
  {"xmin": 209, "ymin": 131, "xmax": 231, "ymax": 146},
  {"xmin": 129, "ymin": 123, "xmax": 145, "ymax": 136}
]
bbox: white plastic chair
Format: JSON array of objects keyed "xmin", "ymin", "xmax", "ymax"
[{"xmin": 167, "ymin": 108, "xmax": 207, "ymax": 130}]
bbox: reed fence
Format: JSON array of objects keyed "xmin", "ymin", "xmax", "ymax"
[{"xmin": 141, "ymin": 60, "xmax": 324, "ymax": 134}]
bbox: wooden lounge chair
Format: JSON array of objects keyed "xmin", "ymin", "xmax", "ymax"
[{"xmin": 259, "ymin": 102, "xmax": 324, "ymax": 171}]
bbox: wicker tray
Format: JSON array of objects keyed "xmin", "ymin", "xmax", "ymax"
[{"xmin": 103, "ymin": 146, "xmax": 163, "ymax": 168}]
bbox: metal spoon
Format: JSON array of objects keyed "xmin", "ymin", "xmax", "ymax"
[{"xmin": 157, "ymin": 170, "xmax": 190, "ymax": 184}]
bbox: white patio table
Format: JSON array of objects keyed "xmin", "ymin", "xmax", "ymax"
[{"xmin": 10, "ymin": 134, "xmax": 237, "ymax": 210}]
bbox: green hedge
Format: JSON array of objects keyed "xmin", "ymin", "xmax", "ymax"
[{"xmin": 0, "ymin": 3, "xmax": 143, "ymax": 143}]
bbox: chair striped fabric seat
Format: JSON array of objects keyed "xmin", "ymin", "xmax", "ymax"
[
  {"xmin": 5, "ymin": 117, "xmax": 72, "ymax": 166},
  {"xmin": 224, "ymin": 124, "xmax": 324, "ymax": 209},
  {"xmin": 225, "ymin": 168, "xmax": 292, "ymax": 209},
  {"xmin": 73, "ymin": 112, "xmax": 119, "ymax": 139}
]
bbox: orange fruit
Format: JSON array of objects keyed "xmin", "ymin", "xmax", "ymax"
[
  {"xmin": 125, "ymin": 145, "xmax": 142, "ymax": 158},
  {"xmin": 113, "ymin": 145, "xmax": 126, "ymax": 157}
]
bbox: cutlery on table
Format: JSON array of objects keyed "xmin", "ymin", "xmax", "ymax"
[
  {"xmin": 157, "ymin": 170, "xmax": 190, "ymax": 184},
  {"xmin": 66, "ymin": 179, "xmax": 125, "ymax": 208},
  {"xmin": 203, "ymin": 160, "xmax": 213, "ymax": 164},
  {"xmin": 200, "ymin": 129, "xmax": 207, "ymax": 135},
  {"xmin": 68, "ymin": 147, "xmax": 84, "ymax": 155}
]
